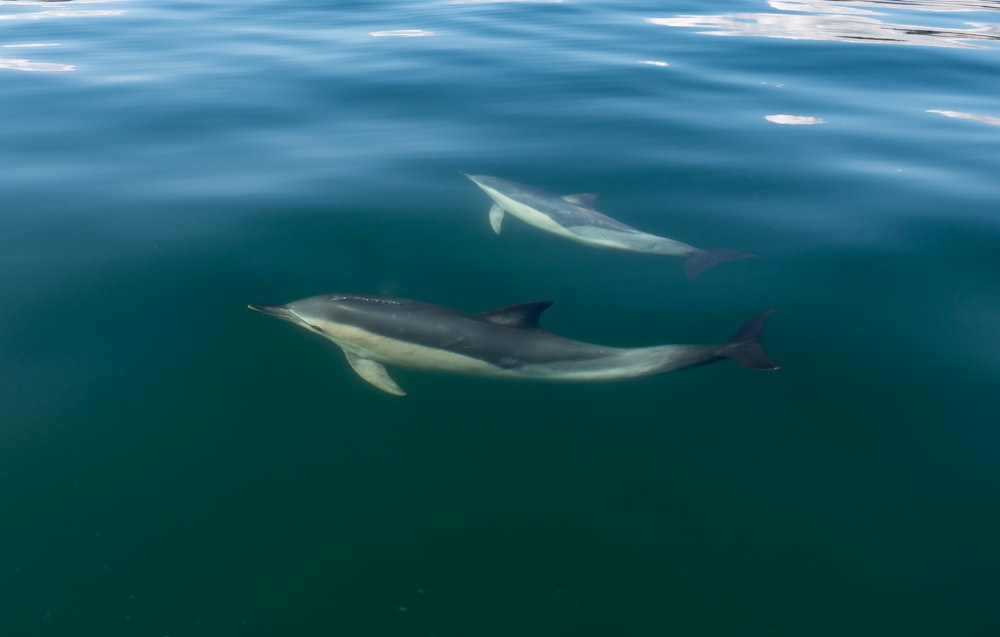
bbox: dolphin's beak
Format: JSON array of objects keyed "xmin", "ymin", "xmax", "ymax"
[{"xmin": 247, "ymin": 304, "xmax": 297, "ymax": 321}]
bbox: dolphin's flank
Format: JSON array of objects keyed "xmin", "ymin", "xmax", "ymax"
[
  {"xmin": 249, "ymin": 294, "xmax": 778, "ymax": 396},
  {"xmin": 463, "ymin": 173, "xmax": 755, "ymax": 280}
]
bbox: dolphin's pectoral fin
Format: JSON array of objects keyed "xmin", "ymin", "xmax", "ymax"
[
  {"xmin": 344, "ymin": 352, "xmax": 406, "ymax": 396},
  {"xmin": 561, "ymin": 193, "xmax": 599, "ymax": 207},
  {"xmin": 488, "ymin": 204, "xmax": 505, "ymax": 235}
]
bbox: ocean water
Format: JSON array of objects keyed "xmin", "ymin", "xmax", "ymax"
[{"xmin": 2, "ymin": 0, "xmax": 999, "ymax": 635}]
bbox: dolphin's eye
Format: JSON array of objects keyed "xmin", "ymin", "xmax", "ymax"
[{"xmin": 309, "ymin": 323, "xmax": 326, "ymax": 333}]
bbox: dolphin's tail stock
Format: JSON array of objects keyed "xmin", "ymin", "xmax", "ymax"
[
  {"xmin": 684, "ymin": 248, "xmax": 757, "ymax": 280},
  {"xmin": 720, "ymin": 310, "xmax": 780, "ymax": 371}
]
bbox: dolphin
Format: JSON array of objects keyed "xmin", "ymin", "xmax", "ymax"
[
  {"xmin": 248, "ymin": 294, "xmax": 778, "ymax": 396},
  {"xmin": 463, "ymin": 173, "xmax": 755, "ymax": 280}
]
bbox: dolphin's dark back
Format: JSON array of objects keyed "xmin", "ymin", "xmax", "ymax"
[{"xmin": 325, "ymin": 295, "xmax": 611, "ymax": 369}]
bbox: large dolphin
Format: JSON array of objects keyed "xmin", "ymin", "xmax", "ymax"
[
  {"xmin": 248, "ymin": 294, "xmax": 778, "ymax": 396},
  {"xmin": 463, "ymin": 173, "xmax": 755, "ymax": 280}
]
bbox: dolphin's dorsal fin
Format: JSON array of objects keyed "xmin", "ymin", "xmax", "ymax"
[
  {"xmin": 488, "ymin": 204, "xmax": 505, "ymax": 235},
  {"xmin": 344, "ymin": 352, "xmax": 406, "ymax": 396},
  {"xmin": 472, "ymin": 301, "xmax": 553, "ymax": 329},
  {"xmin": 561, "ymin": 193, "xmax": 599, "ymax": 207}
]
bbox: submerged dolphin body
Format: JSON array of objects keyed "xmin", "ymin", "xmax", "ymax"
[
  {"xmin": 248, "ymin": 294, "xmax": 778, "ymax": 396},
  {"xmin": 463, "ymin": 173, "xmax": 755, "ymax": 280}
]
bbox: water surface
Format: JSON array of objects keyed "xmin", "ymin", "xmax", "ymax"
[{"xmin": 2, "ymin": 1, "xmax": 999, "ymax": 635}]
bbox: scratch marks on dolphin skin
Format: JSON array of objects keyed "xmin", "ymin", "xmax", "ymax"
[
  {"xmin": 329, "ymin": 295, "xmax": 403, "ymax": 306},
  {"xmin": 439, "ymin": 335, "xmax": 465, "ymax": 348}
]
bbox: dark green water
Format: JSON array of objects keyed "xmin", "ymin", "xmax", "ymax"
[{"xmin": 2, "ymin": 1, "xmax": 999, "ymax": 635}]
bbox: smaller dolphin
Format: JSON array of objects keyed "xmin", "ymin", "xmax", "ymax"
[
  {"xmin": 248, "ymin": 294, "xmax": 778, "ymax": 396},
  {"xmin": 463, "ymin": 173, "xmax": 755, "ymax": 280}
]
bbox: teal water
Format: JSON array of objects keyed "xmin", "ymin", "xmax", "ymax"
[{"xmin": 2, "ymin": 0, "xmax": 999, "ymax": 635}]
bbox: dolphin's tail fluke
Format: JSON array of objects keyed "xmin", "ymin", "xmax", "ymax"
[
  {"xmin": 721, "ymin": 310, "xmax": 780, "ymax": 370},
  {"xmin": 684, "ymin": 249, "xmax": 757, "ymax": 280}
]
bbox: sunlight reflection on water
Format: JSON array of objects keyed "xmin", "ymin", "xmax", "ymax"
[
  {"xmin": 765, "ymin": 114, "xmax": 826, "ymax": 125},
  {"xmin": 647, "ymin": 0, "xmax": 1000, "ymax": 49},
  {"xmin": 0, "ymin": 0, "xmax": 125, "ymax": 72},
  {"xmin": 927, "ymin": 109, "xmax": 1000, "ymax": 126}
]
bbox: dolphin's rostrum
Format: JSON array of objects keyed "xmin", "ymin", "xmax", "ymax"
[
  {"xmin": 463, "ymin": 173, "xmax": 755, "ymax": 280},
  {"xmin": 249, "ymin": 294, "xmax": 778, "ymax": 396}
]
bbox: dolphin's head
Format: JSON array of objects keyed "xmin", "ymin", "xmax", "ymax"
[
  {"xmin": 249, "ymin": 294, "xmax": 403, "ymax": 338},
  {"xmin": 462, "ymin": 173, "xmax": 495, "ymax": 189},
  {"xmin": 248, "ymin": 295, "xmax": 349, "ymax": 336},
  {"xmin": 462, "ymin": 173, "xmax": 514, "ymax": 202},
  {"xmin": 247, "ymin": 303, "xmax": 297, "ymax": 321}
]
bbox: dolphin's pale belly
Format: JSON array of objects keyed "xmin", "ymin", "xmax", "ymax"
[
  {"xmin": 319, "ymin": 321, "xmax": 506, "ymax": 375},
  {"xmin": 327, "ymin": 320, "xmax": 706, "ymax": 381}
]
